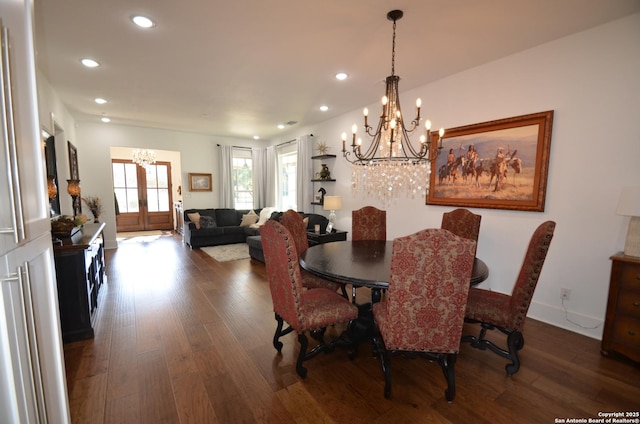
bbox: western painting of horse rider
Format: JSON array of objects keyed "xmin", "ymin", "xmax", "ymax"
[{"xmin": 427, "ymin": 111, "xmax": 554, "ymax": 212}]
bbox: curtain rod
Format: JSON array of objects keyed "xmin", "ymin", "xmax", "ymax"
[
  {"xmin": 277, "ymin": 139, "xmax": 296, "ymax": 147},
  {"xmin": 216, "ymin": 144, "xmax": 251, "ymax": 150}
]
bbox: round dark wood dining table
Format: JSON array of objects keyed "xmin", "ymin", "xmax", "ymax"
[{"xmin": 299, "ymin": 240, "xmax": 489, "ymax": 290}]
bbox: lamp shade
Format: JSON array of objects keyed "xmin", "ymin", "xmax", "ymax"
[
  {"xmin": 323, "ymin": 196, "xmax": 342, "ymax": 211},
  {"xmin": 66, "ymin": 179, "xmax": 81, "ymax": 196},
  {"xmin": 616, "ymin": 186, "xmax": 640, "ymax": 216}
]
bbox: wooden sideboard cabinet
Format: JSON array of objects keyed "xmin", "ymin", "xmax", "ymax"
[
  {"xmin": 601, "ymin": 252, "xmax": 640, "ymax": 363},
  {"xmin": 53, "ymin": 223, "xmax": 106, "ymax": 343}
]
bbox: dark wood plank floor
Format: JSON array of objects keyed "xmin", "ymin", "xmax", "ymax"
[{"xmin": 64, "ymin": 232, "xmax": 640, "ymax": 423}]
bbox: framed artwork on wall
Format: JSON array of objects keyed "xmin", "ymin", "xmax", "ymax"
[
  {"xmin": 68, "ymin": 141, "xmax": 79, "ymax": 180},
  {"xmin": 188, "ymin": 173, "xmax": 212, "ymax": 192},
  {"xmin": 426, "ymin": 110, "xmax": 554, "ymax": 211}
]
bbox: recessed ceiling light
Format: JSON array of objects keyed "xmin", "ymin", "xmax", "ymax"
[
  {"xmin": 277, "ymin": 124, "xmax": 285, "ymax": 129},
  {"xmin": 335, "ymin": 72, "xmax": 348, "ymax": 80},
  {"xmin": 320, "ymin": 105, "xmax": 329, "ymax": 112},
  {"xmin": 253, "ymin": 135, "xmax": 260, "ymax": 140},
  {"xmin": 101, "ymin": 117, "xmax": 111, "ymax": 123},
  {"xmin": 81, "ymin": 58, "xmax": 100, "ymax": 68},
  {"xmin": 94, "ymin": 98, "xmax": 107, "ymax": 104},
  {"xmin": 131, "ymin": 15, "xmax": 155, "ymax": 28}
]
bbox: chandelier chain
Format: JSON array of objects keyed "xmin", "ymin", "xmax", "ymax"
[{"xmin": 391, "ymin": 18, "xmax": 396, "ymax": 76}]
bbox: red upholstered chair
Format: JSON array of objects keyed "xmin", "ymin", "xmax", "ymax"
[
  {"xmin": 279, "ymin": 210, "xmax": 344, "ymax": 296},
  {"xmin": 350, "ymin": 206, "xmax": 387, "ymax": 302},
  {"xmin": 261, "ymin": 220, "xmax": 358, "ymax": 378},
  {"xmin": 352, "ymin": 206, "xmax": 386, "ymax": 241},
  {"xmin": 372, "ymin": 229, "xmax": 477, "ymax": 401},
  {"xmin": 463, "ymin": 220, "xmax": 556, "ymax": 375},
  {"xmin": 441, "ymin": 208, "xmax": 481, "ymax": 249}
]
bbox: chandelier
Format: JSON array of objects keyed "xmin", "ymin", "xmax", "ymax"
[
  {"xmin": 342, "ymin": 10, "xmax": 444, "ymax": 204},
  {"xmin": 132, "ymin": 149, "xmax": 156, "ymax": 168}
]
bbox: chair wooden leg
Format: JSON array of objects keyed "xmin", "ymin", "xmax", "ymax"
[
  {"xmin": 273, "ymin": 313, "xmax": 293, "ymax": 353},
  {"xmin": 505, "ymin": 331, "xmax": 524, "ymax": 375},
  {"xmin": 462, "ymin": 320, "xmax": 525, "ymax": 376},
  {"xmin": 439, "ymin": 353, "xmax": 457, "ymax": 402},
  {"xmin": 373, "ymin": 336, "xmax": 392, "ymax": 398},
  {"xmin": 296, "ymin": 333, "xmax": 309, "ymax": 378}
]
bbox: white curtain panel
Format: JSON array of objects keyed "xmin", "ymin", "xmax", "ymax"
[
  {"xmin": 217, "ymin": 144, "xmax": 235, "ymax": 207},
  {"xmin": 265, "ymin": 145, "xmax": 276, "ymax": 207},
  {"xmin": 252, "ymin": 147, "xmax": 266, "ymax": 208},
  {"xmin": 296, "ymin": 134, "xmax": 313, "ymax": 212}
]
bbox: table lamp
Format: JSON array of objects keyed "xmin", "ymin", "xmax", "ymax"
[
  {"xmin": 67, "ymin": 179, "xmax": 81, "ymax": 216},
  {"xmin": 616, "ymin": 186, "xmax": 640, "ymax": 257},
  {"xmin": 323, "ymin": 195, "xmax": 342, "ymax": 233}
]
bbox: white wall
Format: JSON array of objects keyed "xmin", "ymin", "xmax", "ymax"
[
  {"xmin": 275, "ymin": 14, "xmax": 640, "ymax": 339},
  {"xmin": 36, "ymin": 14, "xmax": 640, "ymax": 339}
]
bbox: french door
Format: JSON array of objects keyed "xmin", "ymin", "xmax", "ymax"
[{"xmin": 112, "ymin": 160, "xmax": 173, "ymax": 232}]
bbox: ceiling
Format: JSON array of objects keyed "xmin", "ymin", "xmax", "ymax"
[{"xmin": 34, "ymin": 0, "xmax": 640, "ymax": 142}]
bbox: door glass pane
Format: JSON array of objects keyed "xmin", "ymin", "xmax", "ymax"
[
  {"xmin": 125, "ymin": 164, "xmax": 138, "ymax": 188},
  {"xmin": 112, "ymin": 164, "xmax": 125, "ymax": 186},
  {"xmin": 158, "ymin": 189, "xmax": 169, "ymax": 212},
  {"xmin": 146, "ymin": 166, "xmax": 158, "ymax": 188},
  {"xmin": 126, "ymin": 188, "xmax": 139, "ymax": 212},
  {"xmin": 157, "ymin": 165, "xmax": 168, "ymax": 188},
  {"xmin": 147, "ymin": 189, "xmax": 159, "ymax": 212}
]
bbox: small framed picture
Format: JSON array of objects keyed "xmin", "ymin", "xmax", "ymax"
[{"xmin": 188, "ymin": 173, "xmax": 212, "ymax": 192}]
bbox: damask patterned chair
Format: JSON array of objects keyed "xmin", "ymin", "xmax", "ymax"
[
  {"xmin": 372, "ymin": 229, "xmax": 477, "ymax": 401},
  {"xmin": 350, "ymin": 206, "xmax": 387, "ymax": 302},
  {"xmin": 463, "ymin": 221, "xmax": 555, "ymax": 375},
  {"xmin": 261, "ymin": 220, "xmax": 358, "ymax": 378},
  {"xmin": 441, "ymin": 208, "xmax": 481, "ymax": 252},
  {"xmin": 279, "ymin": 210, "xmax": 345, "ymax": 297},
  {"xmin": 352, "ymin": 206, "xmax": 386, "ymax": 241}
]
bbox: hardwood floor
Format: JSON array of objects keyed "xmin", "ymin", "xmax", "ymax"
[{"xmin": 64, "ymin": 233, "xmax": 640, "ymax": 423}]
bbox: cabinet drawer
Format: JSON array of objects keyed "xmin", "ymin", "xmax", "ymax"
[
  {"xmin": 611, "ymin": 316, "xmax": 640, "ymax": 348},
  {"xmin": 617, "ymin": 286, "xmax": 640, "ymax": 317},
  {"xmin": 620, "ymin": 264, "xmax": 640, "ymax": 288}
]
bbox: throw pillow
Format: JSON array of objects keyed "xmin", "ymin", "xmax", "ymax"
[
  {"xmin": 255, "ymin": 207, "xmax": 276, "ymax": 226},
  {"xmin": 187, "ymin": 212, "xmax": 201, "ymax": 229},
  {"xmin": 240, "ymin": 210, "xmax": 259, "ymax": 227},
  {"xmin": 303, "ymin": 217, "xmax": 309, "ymax": 229},
  {"xmin": 199, "ymin": 215, "xmax": 216, "ymax": 229}
]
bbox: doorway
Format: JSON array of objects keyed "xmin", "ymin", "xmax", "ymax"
[{"xmin": 112, "ymin": 159, "xmax": 173, "ymax": 232}]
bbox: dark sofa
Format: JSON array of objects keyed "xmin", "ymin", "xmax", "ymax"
[
  {"xmin": 246, "ymin": 211, "xmax": 330, "ymax": 263},
  {"xmin": 183, "ymin": 208, "xmax": 263, "ymax": 248}
]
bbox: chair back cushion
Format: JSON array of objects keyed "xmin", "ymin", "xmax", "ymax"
[
  {"xmin": 508, "ymin": 220, "xmax": 556, "ymax": 331},
  {"xmin": 352, "ymin": 206, "xmax": 386, "ymax": 241},
  {"xmin": 377, "ymin": 229, "xmax": 476, "ymax": 353},
  {"xmin": 279, "ymin": 209, "xmax": 309, "ymax": 255},
  {"xmin": 441, "ymin": 208, "xmax": 482, "ymax": 244},
  {"xmin": 261, "ymin": 220, "xmax": 305, "ymax": 329}
]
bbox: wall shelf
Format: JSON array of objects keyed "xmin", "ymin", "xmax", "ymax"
[
  {"xmin": 311, "ymin": 179, "xmax": 336, "ymax": 182},
  {"xmin": 311, "ymin": 154, "xmax": 336, "ymax": 160}
]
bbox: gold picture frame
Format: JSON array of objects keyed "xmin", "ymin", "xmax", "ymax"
[
  {"xmin": 427, "ymin": 110, "xmax": 554, "ymax": 211},
  {"xmin": 188, "ymin": 173, "xmax": 212, "ymax": 192}
]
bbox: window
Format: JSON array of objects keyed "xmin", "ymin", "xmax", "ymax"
[
  {"xmin": 277, "ymin": 142, "xmax": 297, "ymax": 210},
  {"xmin": 232, "ymin": 148, "xmax": 253, "ymax": 209}
]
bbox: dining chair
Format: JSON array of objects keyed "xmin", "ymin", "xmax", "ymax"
[
  {"xmin": 463, "ymin": 220, "xmax": 556, "ymax": 375},
  {"xmin": 279, "ymin": 209, "xmax": 346, "ymax": 297},
  {"xmin": 372, "ymin": 229, "xmax": 477, "ymax": 401},
  {"xmin": 260, "ymin": 220, "xmax": 359, "ymax": 378},
  {"xmin": 352, "ymin": 206, "xmax": 386, "ymax": 241},
  {"xmin": 350, "ymin": 206, "xmax": 387, "ymax": 303},
  {"xmin": 441, "ymin": 208, "xmax": 481, "ymax": 249}
]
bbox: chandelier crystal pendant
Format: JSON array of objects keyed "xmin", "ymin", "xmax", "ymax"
[
  {"xmin": 341, "ymin": 10, "xmax": 444, "ymax": 204},
  {"xmin": 132, "ymin": 149, "xmax": 156, "ymax": 168}
]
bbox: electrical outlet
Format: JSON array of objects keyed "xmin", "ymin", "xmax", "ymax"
[{"xmin": 561, "ymin": 288, "xmax": 571, "ymax": 301}]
